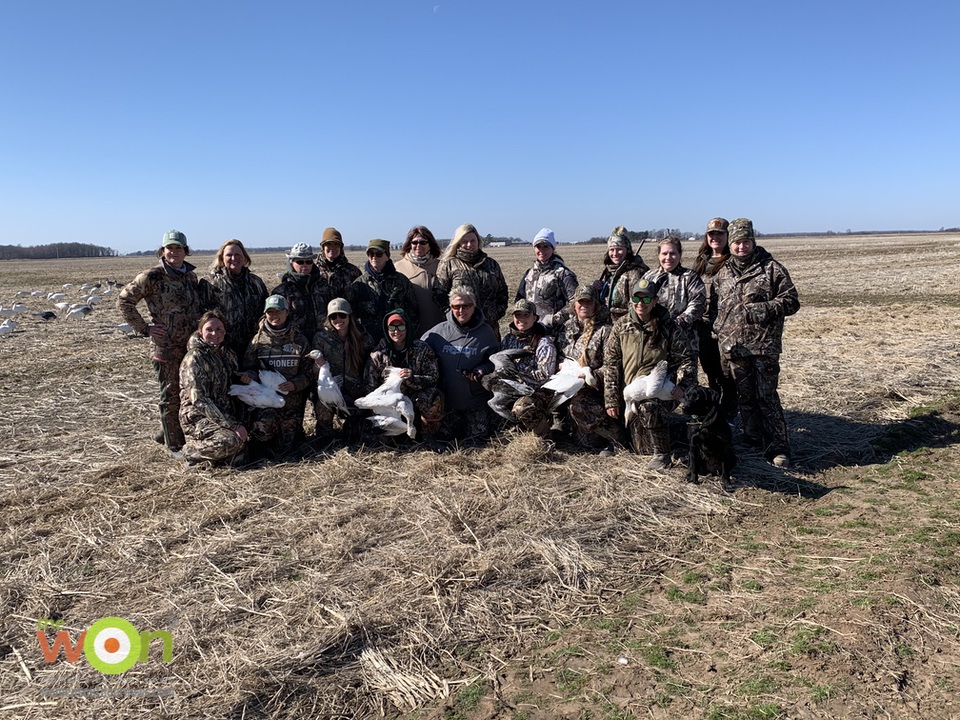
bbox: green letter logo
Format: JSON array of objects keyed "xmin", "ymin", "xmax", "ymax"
[{"xmin": 83, "ymin": 617, "xmax": 141, "ymax": 674}]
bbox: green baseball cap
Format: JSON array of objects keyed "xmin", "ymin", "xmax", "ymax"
[{"xmin": 162, "ymin": 230, "xmax": 187, "ymax": 247}]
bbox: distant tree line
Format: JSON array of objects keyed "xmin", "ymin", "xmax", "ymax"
[{"xmin": 0, "ymin": 243, "xmax": 118, "ymax": 260}]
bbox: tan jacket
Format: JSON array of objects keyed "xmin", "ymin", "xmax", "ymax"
[{"xmin": 394, "ymin": 254, "xmax": 446, "ymax": 331}]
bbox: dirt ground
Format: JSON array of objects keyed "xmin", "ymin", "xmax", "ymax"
[{"xmin": 1, "ymin": 234, "xmax": 959, "ymax": 719}]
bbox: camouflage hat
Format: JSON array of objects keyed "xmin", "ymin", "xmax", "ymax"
[
  {"xmin": 513, "ymin": 298, "xmax": 537, "ymax": 316},
  {"xmin": 574, "ymin": 284, "xmax": 599, "ymax": 302},
  {"xmin": 728, "ymin": 218, "xmax": 755, "ymax": 244},
  {"xmin": 367, "ymin": 238, "xmax": 390, "ymax": 254},
  {"xmin": 607, "ymin": 225, "xmax": 632, "ymax": 252},
  {"xmin": 327, "ymin": 297, "xmax": 352, "ymax": 316},
  {"xmin": 161, "ymin": 230, "xmax": 187, "ymax": 248},
  {"xmin": 287, "ymin": 242, "xmax": 316, "ymax": 260},
  {"xmin": 321, "ymin": 227, "xmax": 343, "ymax": 246},
  {"xmin": 264, "ymin": 295, "xmax": 288, "ymax": 312},
  {"xmin": 632, "ymin": 279, "xmax": 658, "ymax": 299},
  {"xmin": 706, "ymin": 218, "xmax": 729, "ymax": 234}
]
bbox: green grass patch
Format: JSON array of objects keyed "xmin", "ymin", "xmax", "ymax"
[{"xmin": 790, "ymin": 626, "xmax": 836, "ymax": 657}]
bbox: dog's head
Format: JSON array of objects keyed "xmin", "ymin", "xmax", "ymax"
[{"xmin": 681, "ymin": 386, "xmax": 721, "ymax": 419}]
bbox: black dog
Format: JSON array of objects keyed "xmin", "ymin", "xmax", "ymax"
[{"xmin": 682, "ymin": 386, "xmax": 737, "ymax": 491}]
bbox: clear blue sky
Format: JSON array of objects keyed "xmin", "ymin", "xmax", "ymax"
[{"xmin": 2, "ymin": 0, "xmax": 957, "ymax": 254}]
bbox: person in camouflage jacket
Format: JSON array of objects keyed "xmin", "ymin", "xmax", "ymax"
[
  {"xmin": 642, "ymin": 236, "xmax": 706, "ymax": 340},
  {"xmin": 312, "ymin": 297, "xmax": 374, "ymax": 442},
  {"xmin": 118, "ymin": 230, "xmax": 218, "ymax": 451},
  {"xmin": 365, "ymin": 308, "xmax": 444, "ymax": 441},
  {"xmin": 208, "ymin": 239, "xmax": 268, "ymax": 361},
  {"xmin": 710, "ymin": 218, "xmax": 799, "ymax": 467},
  {"xmin": 178, "ymin": 311, "xmax": 248, "ymax": 466},
  {"xmin": 271, "ymin": 243, "xmax": 333, "ymax": 340},
  {"xmin": 596, "ymin": 226, "xmax": 650, "ymax": 322},
  {"xmin": 435, "ymin": 223, "xmax": 508, "ymax": 338},
  {"xmin": 348, "ymin": 239, "xmax": 420, "ymax": 343},
  {"xmin": 317, "ymin": 227, "xmax": 362, "ymax": 300},
  {"xmin": 242, "ymin": 296, "xmax": 314, "ymax": 456},
  {"xmin": 557, "ymin": 285, "xmax": 621, "ymax": 451},
  {"xmin": 604, "ymin": 279, "xmax": 696, "ymax": 469},
  {"xmin": 515, "ymin": 228, "xmax": 579, "ymax": 334}
]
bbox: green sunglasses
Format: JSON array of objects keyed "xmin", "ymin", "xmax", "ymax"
[{"xmin": 632, "ymin": 294, "xmax": 655, "ymax": 304}]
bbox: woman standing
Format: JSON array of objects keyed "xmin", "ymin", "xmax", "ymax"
[
  {"xmin": 435, "ymin": 223, "xmax": 508, "ymax": 338},
  {"xmin": 118, "ymin": 230, "xmax": 218, "ymax": 451},
  {"xmin": 596, "ymin": 226, "xmax": 649, "ymax": 322},
  {"xmin": 271, "ymin": 243, "xmax": 331, "ymax": 339},
  {"xmin": 711, "ymin": 219, "xmax": 799, "ymax": 468},
  {"xmin": 514, "ymin": 228, "xmax": 578, "ymax": 334},
  {"xmin": 348, "ymin": 239, "xmax": 419, "ymax": 343},
  {"xmin": 208, "ymin": 239, "xmax": 268, "ymax": 360},
  {"xmin": 178, "ymin": 311, "xmax": 248, "ymax": 466},
  {"xmin": 312, "ymin": 298, "xmax": 374, "ymax": 443},
  {"xmin": 316, "ymin": 227, "xmax": 361, "ymax": 300},
  {"xmin": 394, "ymin": 225, "xmax": 446, "ymax": 332},
  {"xmin": 642, "ymin": 236, "xmax": 706, "ymax": 335},
  {"xmin": 692, "ymin": 218, "xmax": 737, "ymax": 416}
]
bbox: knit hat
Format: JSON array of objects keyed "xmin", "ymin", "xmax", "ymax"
[
  {"xmin": 287, "ymin": 242, "xmax": 315, "ymax": 260},
  {"xmin": 327, "ymin": 297, "xmax": 352, "ymax": 316},
  {"xmin": 574, "ymin": 284, "xmax": 599, "ymax": 302},
  {"xmin": 532, "ymin": 228, "xmax": 556, "ymax": 249},
  {"xmin": 728, "ymin": 218, "xmax": 755, "ymax": 244},
  {"xmin": 513, "ymin": 299, "xmax": 537, "ymax": 316},
  {"xmin": 706, "ymin": 217, "xmax": 729, "ymax": 234},
  {"xmin": 607, "ymin": 226, "xmax": 632, "ymax": 252},
  {"xmin": 321, "ymin": 227, "xmax": 343, "ymax": 245},
  {"xmin": 162, "ymin": 230, "xmax": 187, "ymax": 248},
  {"xmin": 367, "ymin": 238, "xmax": 390, "ymax": 255},
  {"xmin": 264, "ymin": 295, "xmax": 288, "ymax": 312}
]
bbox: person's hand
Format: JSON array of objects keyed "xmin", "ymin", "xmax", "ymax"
[
  {"xmin": 235, "ymin": 426, "xmax": 249, "ymax": 442},
  {"xmin": 314, "ymin": 356, "xmax": 326, "ymax": 369},
  {"xmin": 236, "ymin": 371, "xmax": 252, "ymax": 385},
  {"xmin": 606, "ymin": 406, "xmax": 620, "ymax": 419},
  {"xmin": 670, "ymin": 386, "xmax": 684, "ymax": 401},
  {"xmin": 147, "ymin": 324, "xmax": 167, "ymax": 338},
  {"xmin": 278, "ymin": 381, "xmax": 295, "ymax": 393},
  {"xmin": 398, "ymin": 368, "xmax": 412, "ymax": 380}
]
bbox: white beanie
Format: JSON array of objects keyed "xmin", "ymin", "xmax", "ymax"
[{"xmin": 532, "ymin": 228, "xmax": 556, "ymax": 249}]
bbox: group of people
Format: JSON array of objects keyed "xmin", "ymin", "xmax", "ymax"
[{"xmin": 118, "ymin": 217, "xmax": 799, "ymax": 472}]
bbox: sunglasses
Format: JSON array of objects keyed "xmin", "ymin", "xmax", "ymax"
[
  {"xmin": 451, "ymin": 303, "xmax": 474, "ymax": 311},
  {"xmin": 292, "ymin": 258, "xmax": 314, "ymax": 265},
  {"xmin": 632, "ymin": 295, "xmax": 655, "ymax": 304},
  {"xmin": 329, "ymin": 313, "xmax": 348, "ymax": 321},
  {"xmin": 367, "ymin": 250, "xmax": 385, "ymax": 257},
  {"xmin": 387, "ymin": 324, "xmax": 407, "ymax": 332},
  {"xmin": 409, "ymin": 239, "xmax": 429, "ymax": 246}
]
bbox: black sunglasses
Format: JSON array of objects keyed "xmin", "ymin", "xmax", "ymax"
[{"xmin": 632, "ymin": 294, "xmax": 655, "ymax": 304}]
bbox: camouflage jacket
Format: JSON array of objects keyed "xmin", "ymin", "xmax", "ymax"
[
  {"xmin": 118, "ymin": 259, "xmax": 218, "ymax": 362},
  {"xmin": 435, "ymin": 250, "xmax": 509, "ymax": 326},
  {"xmin": 515, "ymin": 254, "xmax": 579, "ymax": 331},
  {"xmin": 642, "ymin": 265, "xmax": 707, "ymax": 329},
  {"xmin": 270, "ymin": 269, "xmax": 333, "ymax": 340},
  {"xmin": 208, "ymin": 267, "xmax": 268, "ymax": 359},
  {"xmin": 348, "ymin": 261, "xmax": 420, "ymax": 343},
  {"xmin": 710, "ymin": 246, "xmax": 800, "ymax": 359},
  {"xmin": 316, "ymin": 254, "xmax": 361, "ymax": 300},
  {"xmin": 365, "ymin": 338, "xmax": 440, "ymax": 396},
  {"xmin": 500, "ymin": 326, "xmax": 558, "ymax": 383},
  {"xmin": 597, "ymin": 254, "xmax": 650, "ymax": 322},
  {"xmin": 312, "ymin": 323, "xmax": 374, "ymax": 402},
  {"xmin": 243, "ymin": 319, "xmax": 314, "ymax": 393},
  {"xmin": 179, "ymin": 333, "xmax": 242, "ymax": 431},
  {"xmin": 558, "ymin": 306, "xmax": 613, "ymax": 372},
  {"xmin": 692, "ymin": 253, "xmax": 728, "ymax": 327},
  {"xmin": 603, "ymin": 305, "xmax": 696, "ymax": 410}
]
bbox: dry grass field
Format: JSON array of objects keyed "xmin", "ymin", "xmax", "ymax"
[{"xmin": 1, "ymin": 234, "xmax": 960, "ymax": 720}]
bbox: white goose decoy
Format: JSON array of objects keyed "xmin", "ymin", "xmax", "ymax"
[
  {"xmin": 0, "ymin": 324, "xmax": 14, "ymax": 338},
  {"xmin": 228, "ymin": 369, "xmax": 288, "ymax": 409},
  {"xmin": 623, "ymin": 360, "xmax": 675, "ymax": 423},
  {"xmin": 307, "ymin": 351, "xmax": 347, "ymax": 414},
  {"xmin": 65, "ymin": 304, "xmax": 93, "ymax": 320},
  {"xmin": 47, "ymin": 292, "xmax": 67, "ymax": 302},
  {"xmin": 542, "ymin": 358, "xmax": 597, "ymax": 410},
  {"xmin": 354, "ymin": 366, "xmax": 416, "ymax": 438},
  {"xmin": 116, "ymin": 322, "xmax": 138, "ymax": 336}
]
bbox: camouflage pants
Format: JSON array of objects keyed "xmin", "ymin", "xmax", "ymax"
[
  {"xmin": 444, "ymin": 405, "xmax": 491, "ymax": 444},
  {"xmin": 697, "ymin": 323, "xmax": 738, "ymax": 418},
  {"xmin": 568, "ymin": 387, "xmax": 625, "ymax": 446},
  {"xmin": 726, "ymin": 354, "xmax": 789, "ymax": 458},
  {"xmin": 251, "ymin": 391, "xmax": 308, "ymax": 453},
  {"xmin": 181, "ymin": 418, "xmax": 245, "ymax": 464},
  {"xmin": 626, "ymin": 399, "xmax": 671, "ymax": 456},
  {"xmin": 154, "ymin": 357, "xmax": 185, "ymax": 450}
]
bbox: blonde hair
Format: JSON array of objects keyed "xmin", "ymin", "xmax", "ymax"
[
  {"xmin": 441, "ymin": 223, "xmax": 482, "ymax": 261},
  {"xmin": 211, "ymin": 239, "xmax": 252, "ymax": 271}
]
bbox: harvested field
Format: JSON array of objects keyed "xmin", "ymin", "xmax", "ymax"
[{"xmin": 1, "ymin": 233, "xmax": 959, "ymax": 719}]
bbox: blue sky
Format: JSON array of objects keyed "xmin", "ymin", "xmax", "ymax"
[{"xmin": 2, "ymin": 0, "xmax": 957, "ymax": 254}]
